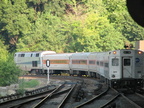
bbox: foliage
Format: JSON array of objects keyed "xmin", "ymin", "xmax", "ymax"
[
  {"xmin": 0, "ymin": 40, "xmax": 8, "ymax": 61},
  {"xmin": 102, "ymin": 0, "xmax": 144, "ymax": 42},
  {"xmin": 17, "ymin": 79, "xmax": 39, "ymax": 95},
  {"xmin": 0, "ymin": 54, "xmax": 21, "ymax": 86},
  {"xmin": 16, "ymin": 12, "xmax": 66, "ymax": 52},
  {"xmin": 0, "ymin": 0, "xmax": 144, "ymax": 53},
  {"xmin": 19, "ymin": 79, "xmax": 39, "ymax": 88},
  {"xmin": 0, "ymin": 0, "xmax": 34, "ymax": 52},
  {"xmin": 0, "ymin": 0, "xmax": 144, "ymax": 52},
  {"xmin": 16, "ymin": 88, "xmax": 25, "ymax": 95}
]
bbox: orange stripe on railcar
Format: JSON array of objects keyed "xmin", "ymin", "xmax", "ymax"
[
  {"xmin": 43, "ymin": 60, "xmax": 69, "ymax": 64},
  {"xmin": 72, "ymin": 60, "xmax": 87, "ymax": 65}
]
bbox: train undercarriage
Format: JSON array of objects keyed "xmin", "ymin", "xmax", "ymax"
[
  {"xmin": 69, "ymin": 70, "xmax": 144, "ymax": 90},
  {"xmin": 28, "ymin": 69, "xmax": 144, "ymax": 91}
]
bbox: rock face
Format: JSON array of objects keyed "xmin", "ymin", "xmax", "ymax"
[
  {"xmin": 0, "ymin": 84, "xmax": 19, "ymax": 96},
  {"xmin": 0, "ymin": 78, "xmax": 54, "ymax": 96}
]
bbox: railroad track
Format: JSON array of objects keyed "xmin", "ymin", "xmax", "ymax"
[
  {"xmin": 0, "ymin": 86, "xmax": 56, "ymax": 108},
  {"xmin": 0, "ymin": 82, "xmax": 76, "ymax": 108},
  {"xmin": 121, "ymin": 92, "xmax": 144, "ymax": 108},
  {"xmin": 33, "ymin": 82, "xmax": 76, "ymax": 108},
  {"xmin": 0, "ymin": 75, "xmax": 85, "ymax": 108},
  {"xmin": 75, "ymin": 87, "xmax": 119, "ymax": 108},
  {"xmin": 2, "ymin": 75, "xmax": 144, "ymax": 108}
]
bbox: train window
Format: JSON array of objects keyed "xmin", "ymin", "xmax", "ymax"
[
  {"xmin": 20, "ymin": 54, "xmax": 25, "ymax": 57},
  {"xmin": 123, "ymin": 51, "xmax": 131, "ymax": 54},
  {"xmin": 72, "ymin": 60, "xmax": 80, "ymax": 64},
  {"xmin": 97, "ymin": 61, "xmax": 99, "ymax": 65},
  {"xmin": 112, "ymin": 58, "xmax": 119, "ymax": 66},
  {"xmin": 31, "ymin": 54, "xmax": 33, "ymax": 57},
  {"xmin": 89, "ymin": 60, "xmax": 95, "ymax": 64},
  {"xmin": 51, "ymin": 60, "xmax": 68, "ymax": 64},
  {"xmin": 124, "ymin": 59, "xmax": 130, "ymax": 66},
  {"xmin": 105, "ymin": 63, "xmax": 109, "ymax": 67},
  {"xmin": 80, "ymin": 60, "xmax": 87, "ymax": 64},
  {"xmin": 36, "ymin": 53, "xmax": 39, "ymax": 57},
  {"xmin": 32, "ymin": 61, "xmax": 37, "ymax": 67},
  {"xmin": 100, "ymin": 62, "xmax": 103, "ymax": 66},
  {"xmin": 72, "ymin": 60, "xmax": 87, "ymax": 64}
]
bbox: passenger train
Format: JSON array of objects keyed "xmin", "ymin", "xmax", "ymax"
[{"xmin": 14, "ymin": 49, "xmax": 144, "ymax": 89}]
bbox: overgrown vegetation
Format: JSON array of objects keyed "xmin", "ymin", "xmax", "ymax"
[
  {"xmin": 17, "ymin": 79, "xmax": 39, "ymax": 95},
  {"xmin": 19, "ymin": 79, "xmax": 39, "ymax": 88},
  {"xmin": 0, "ymin": 0, "xmax": 144, "ymax": 86},
  {"xmin": 0, "ymin": 41, "xmax": 21, "ymax": 86}
]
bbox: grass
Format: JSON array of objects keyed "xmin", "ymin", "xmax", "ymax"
[{"xmin": 19, "ymin": 79, "xmax": 39, "ymax": 88}]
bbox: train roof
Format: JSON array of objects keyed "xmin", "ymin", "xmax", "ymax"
[
  {"xmin": 44, "ymin": 53, "xmax": 73, "ymax": 57},
  {"xmin": 71, "ymin": 52, "xmax": 91, "ymax": 57},
  {"xmin": 15, "ymin": 51, "xmax": 56, "ymax": 54}
]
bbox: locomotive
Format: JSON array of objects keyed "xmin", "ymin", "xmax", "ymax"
[{"xmin": 14, "ymin": 49, "xmax": 144, "ymax": 88}]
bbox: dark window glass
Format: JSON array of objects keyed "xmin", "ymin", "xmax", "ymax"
[
  {"xmin": 18, "ymin": 54, "xmax": 25, "ymax": 57},
  {"xmin": 36, "ymin": 53, "xmax": 39, "ymax": 57},
  {"xmin": 72, "ymin": 60, "xmax": 80, "ymax": 64},
  {"xmin": 105, "ymin": 63, "xmax": 109, "ymax": 67},
  {"xmin": 112, "ymin": 58, "xmax": 119, "ymax": 66},
  {"xmin": 124, "ymin": 59, "xmax": 130, "ymax": 66},
  {"xmin": 97, "ymin": 61, "xmax": 99, "ymax": 65},
  {"xmin": 123, "ymin": 51, "xmax": 131, "ymax": 54},
  {"xmin": 21, "ymin": 54, "xmax": 25, "ymax": 57},
  {"xmin": 32, "ymin": 61, "xmax": 37, "ymax": 67},
  {"xmin": 89, "ymin": 60, "xmax": 95, "ymax": 64}
]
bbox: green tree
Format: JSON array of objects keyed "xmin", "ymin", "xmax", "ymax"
[
  {"xmin": 0, "ymin": 40, "xmax": 8, "ymax": 61},
  {"xmin": 0, "ymin": 0, "xmax": 34, "ymax": 52},
  {"xmin": 0, "ymin": 40, "xmax": 21, "ymax": 86},
  {"xmin": 1, "ymin": 0, "xmax": 144, "ymax": 53},
  {"xmin": 103, "ymin": 0, "xmax": 144, "ymax": 42},
  {"xmin": 16, "ymin": 12, "xmax": 66, "ymax": 53},
  {"xmin": 0, "ymin": 54, "xmax": 21, "ymax": 86},
  {"xmin": 63, "ymin": 11, "xmax": 126, "ymax": 52}
]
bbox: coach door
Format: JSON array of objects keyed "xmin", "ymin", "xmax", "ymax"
[{"xmin": 122, "ymin": 57, "xmax": 132, "ymax": 78}]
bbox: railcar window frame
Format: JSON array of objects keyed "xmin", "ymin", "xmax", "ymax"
[
  {"xmin": 72, "ymin": 60, "xmax": 80, "ymax": 64},
  {"xmin": 32, "ymin": 61, "xmax": 38, "ymax": 67},
  {"xmin": 124, "ymin": 59, "xmax": 131, "ymax": 66},
  {"xmin": 100, "ymin": 61, "xmax": 103, "ymax": 66},
  {"xmin": 112, "ymin": 58, "xmax": 119, "ymax": 66},
  {"xmin": 80, "ymin": 60, "xmax": 87, "ymax": 64},
  {"xmin": 105, "ymin": 63, "xmax": 109, "ymax": 67},
  {"xmin": 21, "ymin": 54, "xmax": 25, "ymax": 57},
  {"xmin": 97, "ymin": 61, "xmax": 99, "ymax": 65},
  {"xmin": 51, "ymin": 60, "xmax": 68, "ymax": 64},
  {"xmin": 36, "ymin": 53, "xmax": 39, "ymax": 57},
  {"xmin": 89, "ymin": 60, "xmax": 95, "ymax": 64}
]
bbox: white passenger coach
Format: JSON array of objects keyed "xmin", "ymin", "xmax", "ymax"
[
  {"xmin": 14, "ymin": 51, "xmax": 56, "ymax": 74},
  {"xmin": 69, "ymin": 49, "xmax": 144, "ymax": 88},
  {"xmin": 42, "ymin": 53, "xmax": 73, "ymax": 74}
]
